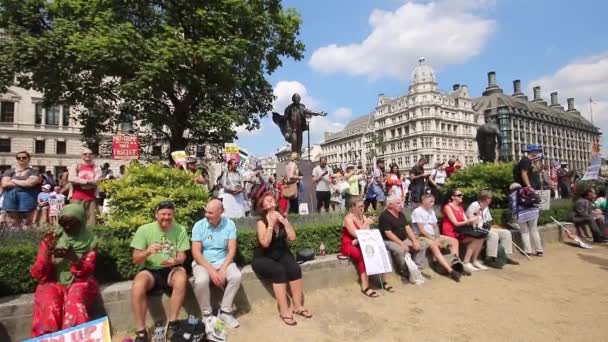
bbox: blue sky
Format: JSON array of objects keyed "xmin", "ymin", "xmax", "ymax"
[{"xmin": 236, "ymin": 0, "xmax": 608, "ymax": 157}]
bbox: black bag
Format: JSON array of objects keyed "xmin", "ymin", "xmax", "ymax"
[
  {"xmin": 456, "ymin": 225, "xmax": 489, "ymax": 239},
  {"xmin": 517, "ymin": 187, "xmax": 541, "ymax": 208},
  {"xmin": 296, "ymin": 249, "xmax": 315, "ymax": 264}
]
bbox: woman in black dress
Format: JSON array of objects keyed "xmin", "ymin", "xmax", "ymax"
[{"xmin": 252, "ymin": 192, "xmax": 312, "ymax": 326}]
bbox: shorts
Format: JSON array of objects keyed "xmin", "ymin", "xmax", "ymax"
[
  {"xmin": 419, "ymin": 235, "xmax": 454, "ymax": 249},
  {"xmin": 2, "ymin": 188, "xmax": 37, "ymax": 213},
  {"xmin": 144, "ymin": 267, "xmax": 175, "ymax": 294}
]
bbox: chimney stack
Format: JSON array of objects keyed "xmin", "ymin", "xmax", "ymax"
[
  {"xmin": 533, "ymin": 86, "xmax": 541, "ymax": 100},
  {"xmin": 452, "ymin": 84, "xmax": 460, "ymax": 91},
  {"xmin": 567, "ymin": 98, "xmax": 575, "ymax": 111},
  {"xmin": 550, "ymin": 92, "xmax": 559, "ymax": 106},
  {"xmin": 513, "ymin": 80, "xmax": 522, "ymax": 94},
  {"xmin": 487, "ymin": 71, "xmax": 496, "ymax": 87}
]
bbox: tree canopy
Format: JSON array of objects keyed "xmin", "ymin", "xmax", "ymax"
[{"xmin": 0, "ymin": 0, "xmax": 304, "ymax": 155}]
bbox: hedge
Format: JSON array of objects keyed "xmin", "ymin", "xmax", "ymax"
[{"xmin": 0, "ymin": 202, "xmax": 574, "ymax": 296}]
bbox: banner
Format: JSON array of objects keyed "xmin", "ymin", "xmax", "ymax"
[
  {"xmin": 581, "ymin": 140, "xmax": 601, "ymax": 181},
  {"xmin": 224, "ymin": 143, "xmax": 240, "ymax": 164},
  {"xmin": 355, "ymin": 229, "xmax": 393, "ymax": 276},
  {"xmin": 24, "ymin": 316, "xmax": 111, "ymax": 342},
  {"xmin": 171, "ymin": 150, "xmax": 188, "ymax": 169},
  {"xmin": 112, "ymin": 135, "xmax": 140, "ymax": 160}
]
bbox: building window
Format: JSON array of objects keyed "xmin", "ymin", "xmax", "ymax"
[
  {"xmin": 0, "ymin": 101, "xmax": 15, "ymax": 123},
  {"xmin": 35, "ymin": 140, "xmax": 45, "ymax": 154},
  {"xmin": 152, "ymin": 145, "xmax": 162, "ymax": 157},
  {"xmin": 35, "ymin": 103, "xmax": 43, "ymax": 124},
  {"xmin": 0, "ymin": 138, "xmax": 11, "ymax": 152},
  {"xmin": 62, "ymin": 106, "xmax": 70, "ymax": 126},
  {"xmin": 56, "ymin": 140, "xmax": 66, "ymax": 154},
  {"xmin": 46, "ymin": 106, "xmax": 60, "ymax": 125}
]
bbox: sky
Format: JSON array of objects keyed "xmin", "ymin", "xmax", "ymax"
[{"xmin": 236, "ymin": 0, "xmax": 608, "ymax": 158}]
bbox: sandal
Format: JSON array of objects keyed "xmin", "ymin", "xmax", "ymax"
[
  {"xmin": 361, "ymin": 287, "xmax": 379, "ymax": 298},
  {"xmin": 381, "ymin": 282, "xmax": 395, "ymax": 293},
  {"xmin": 280, "ymin": 315, "xmax": 297, "ymax": 326},
  {"xmin": 293, "ymin": 308, "xmax": 313, "ymax": 319}
]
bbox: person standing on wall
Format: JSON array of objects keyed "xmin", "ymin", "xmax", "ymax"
[
  {"xmin": 312, "ymin": 156, "xmax": 333, "ymax": 213},
  {"xmin": 68, "ymin": 148, "xmax": 102, "ymax": 226},
  {"xmin": 285, "ymin": 152, "xmax": 302, "ymax": 214},
  {"xmin": 409, "ymin": 158, "xmax": 430, "ymax": 205}
]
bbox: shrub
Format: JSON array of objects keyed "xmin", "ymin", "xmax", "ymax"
[
  {"xmin": 442, "ymin": 162, "xmax": 515, "ymax": 208},
  {"xmin": 99, "ymin": 163, "xmax": 209, "ymax": 238}
]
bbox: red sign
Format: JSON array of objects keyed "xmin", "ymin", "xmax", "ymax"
[{"xmin": 112, "ymin": 135, "xmax": 140, "ymax": 160}]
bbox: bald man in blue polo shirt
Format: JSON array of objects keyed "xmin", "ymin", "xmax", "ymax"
[{"xmin": 191, "ymin": 198, "xmax": 242, "ymax": 328}]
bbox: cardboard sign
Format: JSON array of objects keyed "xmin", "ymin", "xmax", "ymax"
[
  {"xmin": 298, "ymin": 203, "xmax": 309, "ymax": 215},
  {"xmin": 355, "ymin": 229, "xmax": 393, "ymax": 276},
  {"xmin": 537, "ymin": 190, "xmax": 551, "ymax": 211},
  {"xmin": 112, "ymin": 135, "xmax": 140, "ymax": 160},
  {"xmin": 49, "ymin": 197, "xmax": 65, "ymax": 217},
  {"xmin": 24, "ymin": 316, "xmax": 112, "ymax": 342},
  {"xmin": 171, "ymin": 150, "xmax": 188, "ymax": 169},
  {"xmin": 224, "ymin": 143, "xmax": 240, "ymax": 164}
]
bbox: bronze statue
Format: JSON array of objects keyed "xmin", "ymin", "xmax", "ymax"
[
  {"xmin": 272, "ymin": 93, "xmax": 327, "ymax": 154},
  {"xmin": 476, "ymin": 121, "xmax": 502, "ymax": 163}
]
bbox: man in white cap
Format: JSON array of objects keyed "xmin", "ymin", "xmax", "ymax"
[{"xmin": 68, "ymin": 148, "xmax": 102, "ymax": 225}]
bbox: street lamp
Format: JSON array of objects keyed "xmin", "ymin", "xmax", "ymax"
[{"xmin": 306, "ymin": 114, "xmax": 312, "ymax": 161}]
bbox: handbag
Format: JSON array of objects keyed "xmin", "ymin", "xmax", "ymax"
[
  {"xmin": 456, "ymin": 225, "xmax": 489, "ymax": 239},
  {"xmin": 296, "ymin": 248, "xmax": 315, "ymax": 264},
  {"xmin": 282, "ymin": 182, "xmax": 297, "ymax": 199}
]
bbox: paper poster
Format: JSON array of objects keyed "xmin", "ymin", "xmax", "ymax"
[
  {"xmin": 537, "ymin": 190, "xmax": 551, "ymax": 211},
  {"xmin": 171, "ymin": 150, "xmax": 188, "ymax": 168},
  {"xmin": 355, "ymin": 229, "xmax": 393, "ymax": 276},
  {"xmin": 298, "ymin": 203, "xmax": 309, "ymax": 215},
  {"xmin": 24, "ymin": 316, "xmax": 112, "ymax": 342},
  {"xmin": 49, "ymin": 197, "xmax": 65, "ymax": 217},
  {"xmin": 112, "ymin": 135, "xmax": 140, "ymax": 160},
  {"xmin": 224, "ymin": 143, "xmax": 240, "ymax": 164}
]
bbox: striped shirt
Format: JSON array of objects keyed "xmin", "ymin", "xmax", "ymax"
[{"xmin": 509, "ymin": 191, "xmax": 539, "ymax": 223}]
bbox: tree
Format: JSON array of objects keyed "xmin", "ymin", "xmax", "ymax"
[{"xmin": 0, "ymin": 0, "xmax": 304, "ymax": 156}]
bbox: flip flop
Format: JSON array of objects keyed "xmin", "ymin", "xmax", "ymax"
[
  {"xmin": 293, "ymin": 309, "xmax": 313, "ymax": 318},
  {"xmin": 280, "ymin": 315, "xmax": 297, "ymax": 326},
  {"xmin": 361, "ymin": 287, "xmax": 379, "ymax": 298},
  {"xmin": 382, "ymin": 282, "xmax": 395, "ymax": 293}
]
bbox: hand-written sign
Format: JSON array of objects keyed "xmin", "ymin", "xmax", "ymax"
[
  {"xmin": 24, "ymin": 316, "xmax": 111, "ymax": 342},
  {"xmin": 355, "ymin": 229, "xmax": 393, "ymax": 276},
  {"xmin": 112, "ymin": 135, "xmax": 140, "ymax": 160}
]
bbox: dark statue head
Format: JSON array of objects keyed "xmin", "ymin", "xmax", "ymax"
[{"xmin": 292, "ymin": 93, "xmax": 301, "ymax": 104}]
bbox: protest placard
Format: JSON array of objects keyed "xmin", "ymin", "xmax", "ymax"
[
  {"xmin": 355, "ymin": 229, "xmax": 393, "ymax": 276},
  {"xmin": 24, "ymin": 316, "xmax": 111, "ymax": 342}
]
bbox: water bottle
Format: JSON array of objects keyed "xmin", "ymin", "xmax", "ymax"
[{"xmin": 152, "ymin": 322, "xmax": 166, "ymax": 342}]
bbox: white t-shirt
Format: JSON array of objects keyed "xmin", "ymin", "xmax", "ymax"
[
  {"xmin": 411, "ymin": 207, "xmax": 438, "ymax": 236},
  {"xmin": 312, "ymin": 166, "xmax": 332, "ymax": 192},
  {"xmin": 466, "ymin": 201, "xmax": 493, "ymax": 228},
  {"xmin": 431, "ymin": 169, "xmax": 447, "ymax": 185},
  {"xmin": 402, "ymin": 179, "xmax": 411, "ymax": 194}
]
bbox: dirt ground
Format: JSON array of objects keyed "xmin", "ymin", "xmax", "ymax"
[{"xmin": 114, "ymin": 243, "xmax": 608, "ymax": 342}]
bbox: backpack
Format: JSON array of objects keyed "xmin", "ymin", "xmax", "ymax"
[{"xmin": 517, "ymin": 187, "xmax": 541, "ymax": 208}]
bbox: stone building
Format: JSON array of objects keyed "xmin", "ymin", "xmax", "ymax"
[
  {"xmin": 321, "ymin": 114, "xmax": 373, "ymax": 169},
  {"xmin": 474, "ymin": 72, "xmax": 600, "ymax": 171}
]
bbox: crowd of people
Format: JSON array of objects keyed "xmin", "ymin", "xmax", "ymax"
[{"xmin": 22, "ymin": 143, "xmax": 608, "ymax": 341}]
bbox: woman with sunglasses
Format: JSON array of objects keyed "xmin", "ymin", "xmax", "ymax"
[
  {"xmin": 341, "ymin": 198, "xmax": 384, "ymax": 297},
  {"xmin": 1, "ymin": 151, "xmax": 42, "ymax": 228},
  {"xmin": 441, "ymin": 189, "xmax": 486, "ymax": 274}
]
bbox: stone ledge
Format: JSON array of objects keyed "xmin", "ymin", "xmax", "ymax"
[{"xmin": 0, "ymin": 224, "xmax": 562, "ymax": 342}]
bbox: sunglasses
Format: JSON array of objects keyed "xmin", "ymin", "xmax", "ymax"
[
  {"xmin": 16, "ymin": 156, "xmax": 29, "ymax": 161},
  {"xmin": 155, "ymin": 201, "xmax": 176, "ymax": 211}
]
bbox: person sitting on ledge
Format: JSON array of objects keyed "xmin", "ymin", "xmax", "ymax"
[
  {"xmin": 573, "ymin": 188, "xmax": 608, "ymax": 244},
  {"xmin": 191, "ymin": 198, "xmax": 242, "ymax": 328},
  {"xmin": 411, "ymin": 193, "xmax": 462, "ymax": 282},
  {"xmin": 130, "ymin": 201, "xmax": 190, "ymax": 342},
  {"xmin": 341, "ymin": 198, "xmax": 385, "ymax": 297},
  {"xmin": 466, "ymin": 190, "xmax": 520, "ymax": 268},
  {"xmin": 251, "ymin": 192, "xmax": 312, "ymax": 326},
  {"xmin": 30, "ymin": 204, "xmax": 98, "ymax": 337}
]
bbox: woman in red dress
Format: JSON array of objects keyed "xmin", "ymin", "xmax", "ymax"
[
  {"xmin": 341, "ymin": 198, "xmax": 385, "ymax": 297},
  {"xmin": 277, "ymin": 177, "xmax": 289, "ymax": 216},
  {"xmin": 30, "ymin": 204, "xmax": 98, "ymax": 337},
  {"xmin": 441, "ymin": 189, "xmax": 484, "ymax": 275}
]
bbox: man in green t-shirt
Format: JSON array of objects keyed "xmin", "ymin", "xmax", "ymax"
[{"xmin": 129, "ymin": 201, "xmax": 190, "ymax": 342}]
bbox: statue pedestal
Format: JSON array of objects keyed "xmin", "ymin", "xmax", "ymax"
[{"xmin": 276, "ymin": 160, "xmax": 317, "ymax": 214}]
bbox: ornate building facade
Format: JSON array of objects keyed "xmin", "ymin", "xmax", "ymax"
[
  {"xmin": 474, "ymin": 72, "xmax": 600, "ymax": 171},
  {"xmin": 321, "ymin": 114, "xmax": 373, "ymax": 169}
]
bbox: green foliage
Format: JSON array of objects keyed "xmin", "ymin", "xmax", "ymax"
[
  {"xmin": 443, "ymin": 162, "xmax": 515, "ymax": 208},
  {"xmin": 0, "ymin": 243, "xmax": 37, "ymax": 296},
  {"xmin": 0, "ymin": 0, "xmax": 305, "ymax": 153},
  {"xmin": 99, "ymin": 163, "xmax": 209, "ymax": 238}
]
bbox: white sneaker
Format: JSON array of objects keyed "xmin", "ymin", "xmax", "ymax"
[
  {"xmin": 463, "ymin": 262, "xmax": 479, "ymax": 273},
  {"xmin": 218, "ymin": 311, "xmax": 240, "ymax": 329},
  {"xmin": 472, "ymin": 260, "xmax": 488, "ymax": 270}
]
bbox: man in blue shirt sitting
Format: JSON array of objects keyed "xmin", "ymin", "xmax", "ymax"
[{"xmin": 191, "ymin": 198, "xmax": 242, "ymax": 328}]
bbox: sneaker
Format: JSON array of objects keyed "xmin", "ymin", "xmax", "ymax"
[
  {"xmin": 134, "ymin": 330, "xmax": 148, "ymax": 342},
  {"xmin": 463, "ymin": 262, "xmax": 479, "ymax": 273},
  {"xmin": 506, "ymin": 258, "xmax": 520, "ymax": 265},
  {"xmin": 218, "ymin": 310, "xmax": 240, "ymax": 329},
  {"xmin": 535, "ymin": 251, "xmax": 544, "ymax": 257},
  {"xmin": 472, "ymin": 260, "xmax": 488, "ymax": 270},
  {"xmin": 449, "ymin": 270, "xmax": 462, "ymax": 282}
]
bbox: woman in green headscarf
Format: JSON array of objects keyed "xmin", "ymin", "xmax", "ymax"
[{"xmin": 30, "ymin": 204, "xmax": 99, "ymax": 337}]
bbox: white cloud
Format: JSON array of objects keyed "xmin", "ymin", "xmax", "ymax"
[
  {"xmin": 528, "ymin": 53, "xmax": 608, "ymax": 148},
  {"xmin": 272, "ymin": 80, "xmax": 319, "ymax": 112},
  {"xmin": 309, "ymin": 0, "xmax": 495, "ymax": 80},
  {"xmin": 333, "ymin": 107, "xmax": 353, "ymax": 120}
]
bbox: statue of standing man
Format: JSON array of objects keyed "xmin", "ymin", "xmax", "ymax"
[
  {"xmin": 476, "ymin": 120, "xmax": 502, "ymax": 163},
  {"xmin": 272, "ymin": 93, "xmax": 327, "ymax": 155}
]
